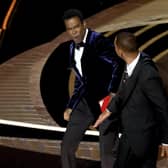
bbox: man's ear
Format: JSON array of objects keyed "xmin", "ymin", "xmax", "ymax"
[{"xmin": 116, "ymin": 46, "xmax": 123, "ymax": 59}]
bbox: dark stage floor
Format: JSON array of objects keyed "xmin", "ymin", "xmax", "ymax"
[{"xmin": 0, "ymin": 146, "xmax": 101, "ymax": 168}]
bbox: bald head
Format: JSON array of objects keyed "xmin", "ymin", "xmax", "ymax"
[
  {"xmin": 115, "ymin": 32, "xmax": 138, "ymax": 53},
  {"xmin": 114, "ymin": 32, "xmax": 139, "ymax": 63}
]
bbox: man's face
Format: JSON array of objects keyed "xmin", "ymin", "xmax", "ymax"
[{"xmin": 64, "ymin": 16, "xmax": 86, "ymax": 44}]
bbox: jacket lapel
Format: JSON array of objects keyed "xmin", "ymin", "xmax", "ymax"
[
  {"xmin": 70, "ymin": 42, "xmax": 75, "ymax": 66},
  {"xmin": 69, "ymin": 42, "xmax": 82, "ymax": 79},
  {"xmin": 81, "ymin": 29, "xmax": 92, "ymax": 60},
  {"xmin": 120, "ymin": 55, "xmax": 143, "ymax": 107},
  {"xmin": 69, "ymin": 29, "xmax": 96, "ymax": 79}
]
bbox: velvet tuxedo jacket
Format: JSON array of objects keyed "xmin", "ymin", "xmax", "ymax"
[
  {"xmin": 67, "ymin": 29, "xmax": 124, "ymax": 118},
  {"xmin": 108, "ymin": 52, "xmax": 168, "ymax": 157}
]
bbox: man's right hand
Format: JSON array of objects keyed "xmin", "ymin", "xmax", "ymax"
[{"xmin": 64, "ymin": 108, "xmax": 72, "ymax": 121}]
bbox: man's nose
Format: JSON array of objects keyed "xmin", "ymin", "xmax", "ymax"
[{"xmin": 72, "ymin": 28, "xmax": 78, "ymax": 35}]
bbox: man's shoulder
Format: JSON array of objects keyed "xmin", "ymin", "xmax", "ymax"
[
  {"xmin": 140, "ymin": 52, "xmax": 154, "ymax": 67},
  {"xmin": 139, "ymin": 53, "xmax": 159, "ymax": 78},
  {"xmin": 87, "ymin": 29, "xmax": 104, "ymax": 39},
  {"xmin": 140, "ymin": 53, "xmax": 156, "ymax": 67},
  {"xmin": 87, "ymin": 29, "xmax": 112, "ymax": 47}
]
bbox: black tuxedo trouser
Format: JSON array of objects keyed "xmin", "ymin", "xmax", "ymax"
[
  {"xmin": 114, "ymin": 133, "xmax": 158, "ymax": 168},
  {"xmin": 61, "ymin": 98, "xmax": 119, "ymax": 168}
]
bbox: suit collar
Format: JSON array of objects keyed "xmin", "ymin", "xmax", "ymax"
[
  {"xmin": 126, "ymin": 52, "xmax": 141, "ymax": 77},
  {"xmin": 120, "ymin": 53, "xmax": 145, "ymax": 107}
]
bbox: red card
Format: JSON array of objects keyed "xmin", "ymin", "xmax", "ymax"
[{"xmin": 99, "ymin": 95, "xmax": 111, "ymax": 112}]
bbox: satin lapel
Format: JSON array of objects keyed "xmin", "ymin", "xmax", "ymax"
[
  {"xmin": 69, "ymin": 42, "xmax": 82, "ymax": 79},
  {"xmin": 80, "ymin": 30, "xmax": 92, "ymax": 72},
  {"xmin": 120, "ymin": 56, "xmax": 143, "ymax": 108},
  {"xmin": 81, "ymin": 30, "xmax": 92, "ymax": 60},
  {"xmin": 70, "ymin": 42, "xmax": 75, "ymax": 64}
]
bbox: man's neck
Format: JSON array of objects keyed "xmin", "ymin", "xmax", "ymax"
[{"xmin": 125, "ymin": 51, "xmax": 139, "ymax": 65}]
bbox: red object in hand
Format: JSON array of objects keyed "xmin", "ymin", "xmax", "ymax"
[{"xmin": 99, "ymin": 95, "xmax": 111, "ymax": 112}]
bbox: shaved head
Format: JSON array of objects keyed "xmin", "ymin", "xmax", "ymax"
[{"xmin": 115, "ymin": 32, "xmax": 138, "ymax": 53}]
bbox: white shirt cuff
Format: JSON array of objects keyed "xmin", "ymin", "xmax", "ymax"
[{"xmin": 162, "ymin": 143, "xmax": 168, "ymax": 146}]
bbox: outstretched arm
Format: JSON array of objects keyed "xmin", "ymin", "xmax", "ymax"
[{"xmin": 93, "ymin": 109, "xmax": 112, "ymax": 128}]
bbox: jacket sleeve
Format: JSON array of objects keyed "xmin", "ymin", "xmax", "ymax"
[
  {"xmin": 108, "ymin": 59, "xmax": 125, "ymax": 93},
  {"xmin": 141, "ymin": 65, "xmax": 168, "ymax": 144},
  {"xmin": 66, "ymin": 75, "xmax": 84, "ymax": 109},
  {"xmin": 95, "ymin": 34, "xmax": 124, "ymax": 93},
  {"xmin": 106, "ymin": 93, "xmax": 121, "ymax": 117}
]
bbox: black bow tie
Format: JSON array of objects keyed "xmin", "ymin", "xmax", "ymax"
[{"xmin": 75, "ymin": 42, "xmax": 85, "ymax": 50}]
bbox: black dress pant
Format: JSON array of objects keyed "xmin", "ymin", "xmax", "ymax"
[
  {"xmin": 61, "ymin": 98, "xmax": 119, "ymax": 168},
  {"xmin": 114, "ymin": 133, "xmax": 158, "ymax": 168}
]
